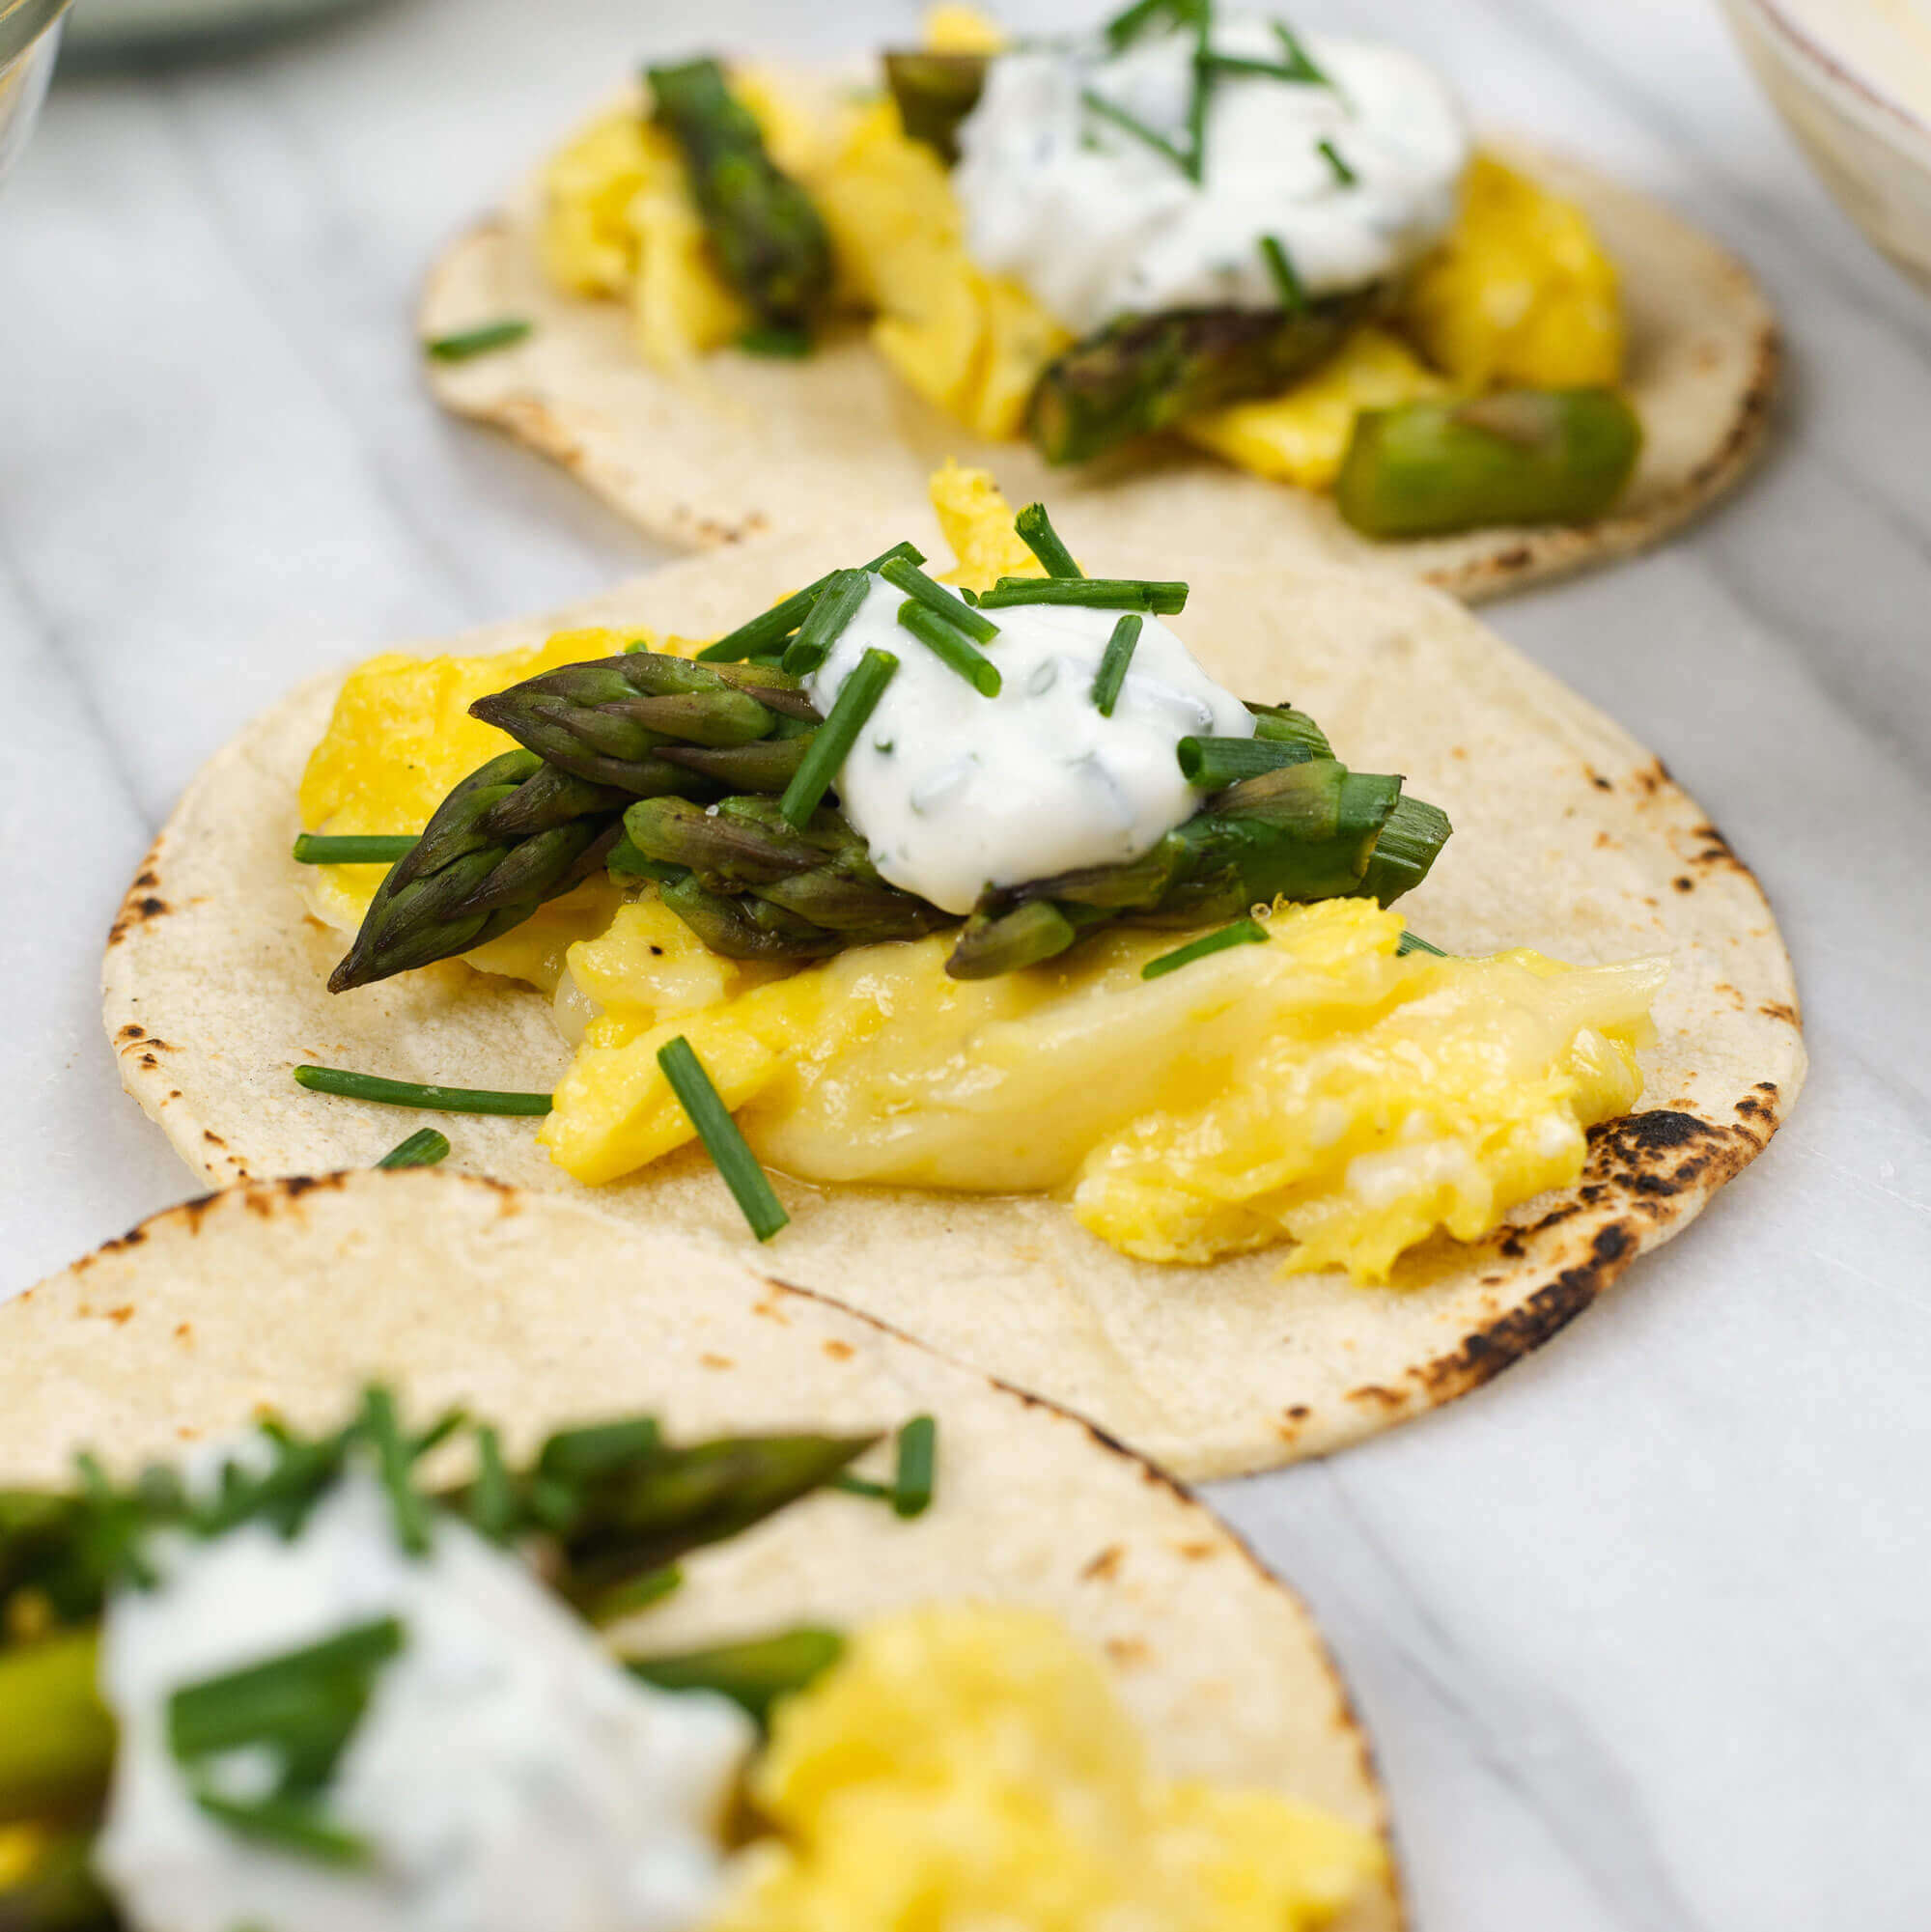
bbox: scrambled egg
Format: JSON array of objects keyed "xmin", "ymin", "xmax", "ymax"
[
  {"xmin": 712, "ymin": 1604, "xmax": 1385, "ymax": 1932},
  {"xmin": 539, "ymin": 897, "xmax": 1657, "ymax": 1282},
  {"xmin": 929, "ymin": 457, "xmax": 1048, "ymax": 587},
  {"xmin": 1181, "ymin": 324, "xmax": 1454, "ymax": 491},
  {"xmin": 297, "ymin": 625, "xmax": 687, "ymax": 990},
  {"xmin": 299, "ymin": 469, "xmax": 1658, "ymax": 1283},
  {"xmin": 1403, "ymin": 154, "xmax": 1626, "ymax": 388}
]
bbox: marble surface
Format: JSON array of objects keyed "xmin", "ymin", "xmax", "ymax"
[{"xmin": 2, "ymin": 0, "xmax": 1927, "ymax": 1924}]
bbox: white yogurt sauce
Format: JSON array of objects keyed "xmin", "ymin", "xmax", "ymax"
[
  {"xmin": 953, "ymin": 14, "xmax": 1469, "ymax": 331},
  {"xmin": 805, "ymin": 573, "xmax": 1254, "ymax": 915},
  {"xmin": 97, "ymin": 1469, "xmax": 752, "ymax": 1932}
]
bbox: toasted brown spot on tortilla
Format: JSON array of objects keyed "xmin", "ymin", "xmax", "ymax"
[
  {"xmin": 1347, "ymin": 1384, "xmax": 1408, "ymax": 1410},
  {"xmin": 699, "ymin": 1353, "xmax": 734, "ymax": 1370},
  {"xmin": 1174, "ymin": 1540, "xmax": 1219, "ymax": 1561},
  {"xmin": 174, "ymin": 1323, "xmax": 192, "ymax": 1344},
  {"xmin": 1081, "ymin": 1545, "xmax": 1127, "ymax": 1582},
  {"xmin": 118, "ymin": 1023, "xmax": 146, "ymax": 1042},
  {"xmin": 105, "ymin": 1305, "xmax": 134, "ymax": 1326},
  {"xmin": 822, "ymin": 1339, "xmax": 855, "ymax": 1360},
  {"xmin": 1760, "ymin": 1001, "xmax": 1797, "ymax": 1024},
  {"xmin": 1105, "ymin": 1637, "xmax": 1152, "ymax": 1667},
  {"xmin": 1673, "ymin": 876, "xmax": 1694, "ymax": 892}
]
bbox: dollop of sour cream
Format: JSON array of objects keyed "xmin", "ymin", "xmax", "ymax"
[
  {"xmin": 805, "ymin": 574, "xmax": 1254, "ymax": 916},
  {"xmin": 953, "ymin": 14, "xmax": 1469, "ymax": 331},
  {"xmin": 96, "ymin": 1469, "xmax": 752, "ymax": 1932}
]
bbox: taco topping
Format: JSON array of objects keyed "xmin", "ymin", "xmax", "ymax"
[
  {"xmin": 950, "ymin": 13, "xmax": 1468, "ymax": 331},
  {"xmin": 292, "ymin": 473, "xmax": 1661, "ymax": 1280},
  {"xmin": 0, "ymin": 1395, "xmax": 1382, "ymax": 1932}
]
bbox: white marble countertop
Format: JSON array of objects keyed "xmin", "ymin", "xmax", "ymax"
[{"xmin": 3, "ymin": 0, "xmax": 1928, "ymax": 1924}]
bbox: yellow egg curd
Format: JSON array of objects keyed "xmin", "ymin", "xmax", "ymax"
[
  {"xmin": 711, "ymin": 1604, "xmax": 1385, "ymax": 1932},
  {"xmin": 298, "ymin": 468, "xmax": 1659, "ymax": 1284},
  {"xmin": 534, "ymin": 11, "xmax": 1627, "ymax": 493}
]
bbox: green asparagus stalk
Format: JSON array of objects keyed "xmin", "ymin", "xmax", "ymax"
[
  {"xmin": 882, "ymin": 50, "xmax": 988, "ymax": 163},
  {"xmin": 1334, "ymin": 387, "xmax": 1642, "ymax": 538},
  {"xmin": 0, "ymin": 1826, "xmax": 116, "ymax": 1932},
  {"xmin": 0, "ymin": 1632, "xmax": 113, "ymax": 1828},
  {"xmin": 947, "ymin": 759, "xmax": 1440, "ymax": 977},
  {"xmin": 328, "ymin": 753, "xmax": 631, "ymax": 993},
  {"xmin": 625, "ymin": 796, "xmax": 951, "ymax": 945},
  {"xmin": 647, "ymin": 58, "xmax": 834, "ymax": 332},
  {"xmin": 1027, "ymin": 296, "xmax": 1374, "ymax": 464},
  {"xmin": 539, "ymin": 1434, "xmax": 877, "ymax": 1617},
  {"xmin": 624, "ymin": 1626, "xmax": 843, "ymax": 1725},
  {"xmin": 469, "ymin": 653, "xmax": 817, "ymax": 796}
]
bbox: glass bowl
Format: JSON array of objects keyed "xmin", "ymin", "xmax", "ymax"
[{"xmin": 0, "ymin": 0, "xmax": 69, "ymax": 184}]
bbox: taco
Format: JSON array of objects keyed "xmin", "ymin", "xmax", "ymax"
[
  {"xmin": 100, "ymin": 474, "xmax": 1803, "ymax": 1480},
  {"xmin": 0, "ymin": 1167, "xmax": 1397, "ymax": 1931},
  {"xmin": 421, "ymin": 5, "xmax": 1776, "ymax": 600}
]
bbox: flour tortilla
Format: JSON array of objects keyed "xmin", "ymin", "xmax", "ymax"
[
  {"xmin": 0, "ymin": 1165, "xmax": 1399, "ymax": 1931},
  {"xmin": 101, "ymin": 525, "xmax": 1805, "ymax": 1481},
  {"xmin": 422, "ymin": 138, "xmax": 1777, "ymax": 601}
]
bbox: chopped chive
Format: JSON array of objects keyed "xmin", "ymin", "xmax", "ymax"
[
  {"xmin": 1396, "ymin": 929, "xmax": 1448, "ymax": 957},
  {"xmin": 169, "ymin": 1616, "xmax": 406, "ymax": 1761},
  {"xmin": 375, "ymin": 1128, "xmax": 449, "ymax": 1171},
  {"xmin": 291, "ymin": 833, "xmax": 417, "ymax": 865},
  {"xmin": 1260, "ymin": 234, "xmax": 1307, "ymax": 315},
  {"xmin": 590, "ymin": 1562, "xmax": 685, "ymax": 1623},
  {"xmin": 657, "ymin": 1035, "xmax": 789, "ymax": 1241},
  {"xmin": 880, "ymin": 555, "xmax": 1000, "ymax": 643},
  {"xmin": 193, "ymin": 1792, "xmax": 374, "ymax": 1866},
  {"xmin": 1104, "ymin": 0, "xmax": 1181, "ymax": 49},
  {"xmin": 466, "ymin": 1425, "xmax": 516, "ymax": 1541},
  {"xmin": 1273, "ymin": 19, "xmax": 1329, "ymax": 84},
  {"xmin": 782, "ymin": 567, "xmax": 873, "ymax": 675},
  {"xmin": 362, "ymin": 1387, "xmax": 431, "ymax": 1557},
  {"xmin": 1142, "ymin": 917, "xmax": 1272, "ymax": 980},
  {"xmin": 891, "ymin": 1414, "xmax": 938, "ymax": 1519},
  {"xmin": 1014, "ymin": 502, "xmax": 1083, "ymax": 578},
  {"xmin": 737, "ymin": 323, "xmax": 814, "ymax": 358},
  {"xmin": 698, "ymin": 543, "xmax": 925, "ymax": 663},
  {"xmin": 407, "ymin": 1406, "xmax": 469, "ymax": 1461},
  {"xmin": 1185, "ymin": 9, "xmax": 1212, "ymax": 183},
  {"xmin": 1090, "ymin": 613, "xmax": 1143, "ymax": 717},
  {"xmin": 1317, "ymin": 136, "xmax": 1357, "ymax": 185},
  {"xmin": 779, "ymin": 647, "xmax": 898, "ymax": 827},
  {"xmin": 1176, "ymin": 735, "xmax": 1315, "ymax": 788},
  {"xmin": 1198, "ymin": 51, "xmax": 1307, "ymax": 80},
  {"xmin": 1081, "ymin": 87, "xmax": 1191, "ymax": 175},
  {"xmin": 624, "ymin": 1627, "xmax": 843, "ymax": 1725},
  {"xmin": 896, "ymin": 601, "xmax": 1002, "ymax": 696},
  {"xmin": 424, "ymin": 318, "xmax": 532, "ymax": 362},
  {"xmin": 294, "ymin": 1066, "xmax": 553, "ymax": 1115},
  {"xmin": 978, "ymin": 576, "xmax": 1188, "ymax": 615}
]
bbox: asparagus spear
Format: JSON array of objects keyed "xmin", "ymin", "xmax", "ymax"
[
  {"xmin": 647, "ymin": 58, "xmax": 834, "ymax": 332},
  {"xmin": 0, "ymin": 1826, "xmax": 116, "ymax": 1932},
  {"xmin": 625, "ymin": 796, "xmax": 952, "ymax": 946},
  {"xmin": 469, "ymin": 652, "xmax": 819, "ymax": 796},
  {"xmin": 0, "ymin": 1632, "xmax": 113, "ymax": 1827},
  {"xmin": 947, "ymin": 757, "xmax": 1433, "ymax": 977},
  {"xmin": 1027, "ymin": 296, "xmax": 1373, "ymax": 464},
  {"xmin": 1334, "ymin": 387, "xmax": 1643, "ymax": 538},
  {"xmin": 882, "ymin": 50, "xmax": 989, "ymax": 162},
  {"xmin": 328, "ymin": 753, "xmax": 630, "ymax": 993},
  {"xmin": 629, "ymin": 757, "xmax": 1447, "ymax": 977},
  {"xmin": 624, "ymin": 1626, "xmax": 843, "ymax": 1725}
]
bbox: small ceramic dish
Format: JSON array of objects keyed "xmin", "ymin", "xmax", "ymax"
[{"xmin": 1722, "ymin": 0, "xmax": 1931, "ymax": 294}]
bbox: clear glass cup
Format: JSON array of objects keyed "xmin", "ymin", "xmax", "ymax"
[{"xmin": 0, "ymin": 0, "xmax": 70, "ymax": 185}]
